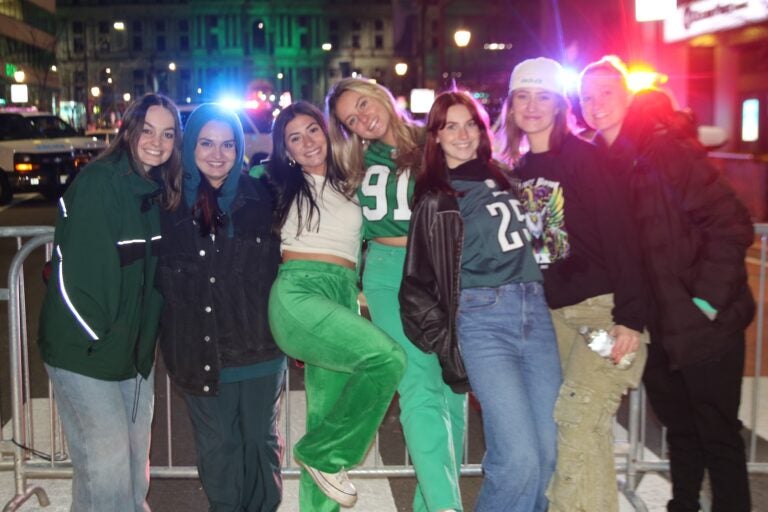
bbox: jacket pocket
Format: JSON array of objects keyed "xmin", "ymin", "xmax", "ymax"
[
  {"xmin": 157, "ymin": 256, "xmax": 200, "ymax": 305},
  {"xmin": 553, "ymin": 381, "xmax": 592, "ymax": 428}
]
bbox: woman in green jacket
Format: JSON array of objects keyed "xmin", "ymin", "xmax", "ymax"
[{"xmin": 38, "ymin": 93, "xmax": 183, "ymax": 512}]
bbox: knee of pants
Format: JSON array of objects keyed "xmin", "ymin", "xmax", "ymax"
[
  {"xmin": 554, "ymin": 381, "xmax": 620, "ymax": 440},
  {"xmin": 484, "ymin": 442, "xmax": 540, "ymax": 481},
  {"xmin": 360, "ymin": 344, "xmax": 406, "ymax": 386}
]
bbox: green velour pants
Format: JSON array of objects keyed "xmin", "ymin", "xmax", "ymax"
[
  {"xmin": 546, "ymin": 294, "xmax": 648, "ymax": 512},
  {"xmin": 268, "ymin": 260, "xmax": 405, "ymax": 512},
  {"xmin": 364, "ymin": 242, "xmax": 466, "ymax": 512}
]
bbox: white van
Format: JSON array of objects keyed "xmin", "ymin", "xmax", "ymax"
[{"xmin": 0, "ymin": 111, "xmax": 107, "ymax": 204}]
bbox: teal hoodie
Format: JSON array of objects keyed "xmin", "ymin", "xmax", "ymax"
[{"xmin": 181, "ymin": 103, "xmax": 245, "ymax": 237}]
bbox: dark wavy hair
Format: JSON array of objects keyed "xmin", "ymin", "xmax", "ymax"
[
  {"xmin": 266, "ymin": 101, "xmax": 350, "ymax": 235},
  {"xmin": 415, "ymin": 91, "xmax": 509, "ymax": 204},
  {"xmin": 96, "ymin": 93, "xmax": 183, "ymax": 210},
  {"xmin": 620, "ymin": 88, "xmax": 701, "ymax": 152}
]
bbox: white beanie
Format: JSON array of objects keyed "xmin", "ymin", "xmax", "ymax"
[{"xmin": 509, "ymin": 57, "xmax": 566, "ymax": 96}]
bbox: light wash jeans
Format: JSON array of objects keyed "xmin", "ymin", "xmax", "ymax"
[
  {"xmin": 45, "ymin": 364, "xmax": 155, "ymax": 512},
  {"xmin": 456, "ymin": 281, "xmax": 562, "ymax": 512}
]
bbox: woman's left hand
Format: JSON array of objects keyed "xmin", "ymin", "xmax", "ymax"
[{"xmin": 608, "ymin": 324, "xmax": 641, "ymax": 365}]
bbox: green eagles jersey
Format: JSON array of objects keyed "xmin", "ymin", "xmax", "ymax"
[
  {"xmin": 451, "ymin": 160, "xmax": 542, "ymax": 289},
  {"xmin": 359, "ymin": 140, "xmax": 414, "ymax": 240}
]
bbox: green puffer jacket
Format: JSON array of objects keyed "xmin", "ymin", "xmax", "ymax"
[{"xmin": 38, "ymin": 152, "xmax": 164, "ymax": 380}]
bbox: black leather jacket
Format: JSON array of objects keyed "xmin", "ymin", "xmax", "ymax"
[
  {"xmin": 399, "ymin": 190, "xmax": 469, "ymax": 393},
  {"xmin": 156, "ymin": 175, "xmax": 283, "ymax": 395}
]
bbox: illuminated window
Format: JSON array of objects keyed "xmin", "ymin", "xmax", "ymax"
[{"xmin": 741, "ymin": 98, "xmax": 759, "ymax": 142}]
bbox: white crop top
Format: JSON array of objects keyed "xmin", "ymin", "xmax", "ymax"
[{"xmin": 281, "ymin": 173, "xmax": 362, "ymax": 264}]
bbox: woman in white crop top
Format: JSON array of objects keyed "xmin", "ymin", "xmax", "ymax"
[{"xmin": 264, "ymin": 101, "xmax": 405, "ymax": 511}]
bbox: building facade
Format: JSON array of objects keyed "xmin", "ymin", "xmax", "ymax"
[
  {"xmin": 0, "ymin": 0, "xmax": 59, "ymax": 110},
  {"xmin": 54, "ymin": 0, "xmax": 540, "ymax": 127}
]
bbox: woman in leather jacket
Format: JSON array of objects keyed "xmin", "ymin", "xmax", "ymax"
[{"xmin": 400, "ymin": 91, "xmax": 561, "ymax": 512}]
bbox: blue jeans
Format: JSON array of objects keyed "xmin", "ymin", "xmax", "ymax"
[
  {"xmin": 456, "ymin": 281, "xmax": 561, "ymax": 512},
  {"xmin": 45, "ymin": 364, "xmax": 155, "ymax": 512}
]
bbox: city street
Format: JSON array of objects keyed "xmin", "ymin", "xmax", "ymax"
[{"xmin": 1, "ymin": 192, "xmax": 767, "ymax": 511}]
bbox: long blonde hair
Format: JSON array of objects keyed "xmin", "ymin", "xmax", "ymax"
[{"xmin": 325, "ymin": 77, "xmax": 423, "ymax": 190}]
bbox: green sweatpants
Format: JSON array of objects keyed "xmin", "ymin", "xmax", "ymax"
[
  {"xmin": 268, "ymin": 260, "xmax": 405, "ymax": 512},
  {"xmin": 546, "ymin": 294, "xmax": 648, "ymax": 512},
  {"xmin": 363, "ymin": 242, "xmax": 466, "ymax": 512}
]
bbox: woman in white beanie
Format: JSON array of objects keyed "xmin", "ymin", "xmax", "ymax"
[{"xmin": 497, "ymin": 57, "xmax": 650, "ymax": 512}]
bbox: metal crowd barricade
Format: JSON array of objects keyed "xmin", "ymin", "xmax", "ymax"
[
  {"xmin": 620, "ymin": 224, "xmax": 768, "ymax": 512},
  {"xmin": 1, "ymin": 227, "xmax": 56, "ymax": 511},
  {"xmin": 2, "ymin": 224, "xmax": 767, "ymax": 511}
]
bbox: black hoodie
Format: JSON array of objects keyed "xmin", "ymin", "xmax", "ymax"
[{"xmin": 515, "ymin": 133, "xmax": 648, "ymax": 332}]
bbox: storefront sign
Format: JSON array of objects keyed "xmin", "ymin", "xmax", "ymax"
[{"xmin": 664, "ymin": 0, "xmax": 768, "ymax": 42}]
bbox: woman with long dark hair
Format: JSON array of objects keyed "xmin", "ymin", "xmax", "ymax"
[
  {"xmin": 401, "ymin": 91, "xmax": 561, "ymax": 511},
  {"xmin": 265, "ymin": 101, "xmax": 405, "ymax": 511},
  {"xmin": 38, "ymin": 93, "xmax": 182, "ymax": 511},
  {"xmin": 156, "ymin": 103, "xmax": 285, "ymax": 511}
]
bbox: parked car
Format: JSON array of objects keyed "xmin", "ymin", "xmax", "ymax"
[
  {"xmin": 85, "ymin": 127, "xmax": 119, "ymax": 145},
  {"xmin": 178, "ymin": 104, "xmax": 273, "ymax": 167},
  {"xmin": 0, "ymin": 111, "xmax": 107, "ymax": 204}
]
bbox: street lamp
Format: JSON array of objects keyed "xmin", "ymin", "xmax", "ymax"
[
  {"xmin": 394, "ymin": 62, "xmax": 408, "ymax": 97},
  {"xmin": 453, "ymin": 29, "xmax": 471, "ymax": 83},
  {"xmin": 453, "ymin": 29, "xmax": 471, "ymax": 48},
  {"xmin": 321, "ymin": 43, "xmax": 333, "ymax": 103}
]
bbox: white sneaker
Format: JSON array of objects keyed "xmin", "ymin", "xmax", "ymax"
[{"xmin": 297, "ymin": 459, "xmax": 358, "ymax": 507}]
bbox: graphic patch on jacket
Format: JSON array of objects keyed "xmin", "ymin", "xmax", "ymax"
[{"xmin": 519, "ymin": 177, "xmax": 570, "ymax": 266}]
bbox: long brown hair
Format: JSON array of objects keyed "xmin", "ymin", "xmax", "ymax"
[
  {"xmin": 415, "ymin": 91, "xmax": 508, "ymax": 204},
  {"xmin": 325, "ymin": 77, "xmax": 423, "ymax": 189},
  {"xmin": 496, "ymin": 91, "xmax": 571, "ymax": 165},
  {"xmin": 97, "ymin": 93, "xmax": 183, "ymax": 210},
  {"xmin": 266, "ymin": 101, "xmax": 349, "ymax": 234}
]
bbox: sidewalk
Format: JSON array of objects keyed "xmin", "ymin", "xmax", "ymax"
[{"xmin": 3, "ymin": 377, "xmax": 767, "ymax": 511}]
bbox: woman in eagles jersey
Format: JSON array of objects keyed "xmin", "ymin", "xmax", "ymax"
[
  {"xmin": 401, "ymin": 90, "xmax": 561, "ymax": 511},
  {"xmin": 327, "ymin": 79, "xmax": 466, "ymax": 512}
]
